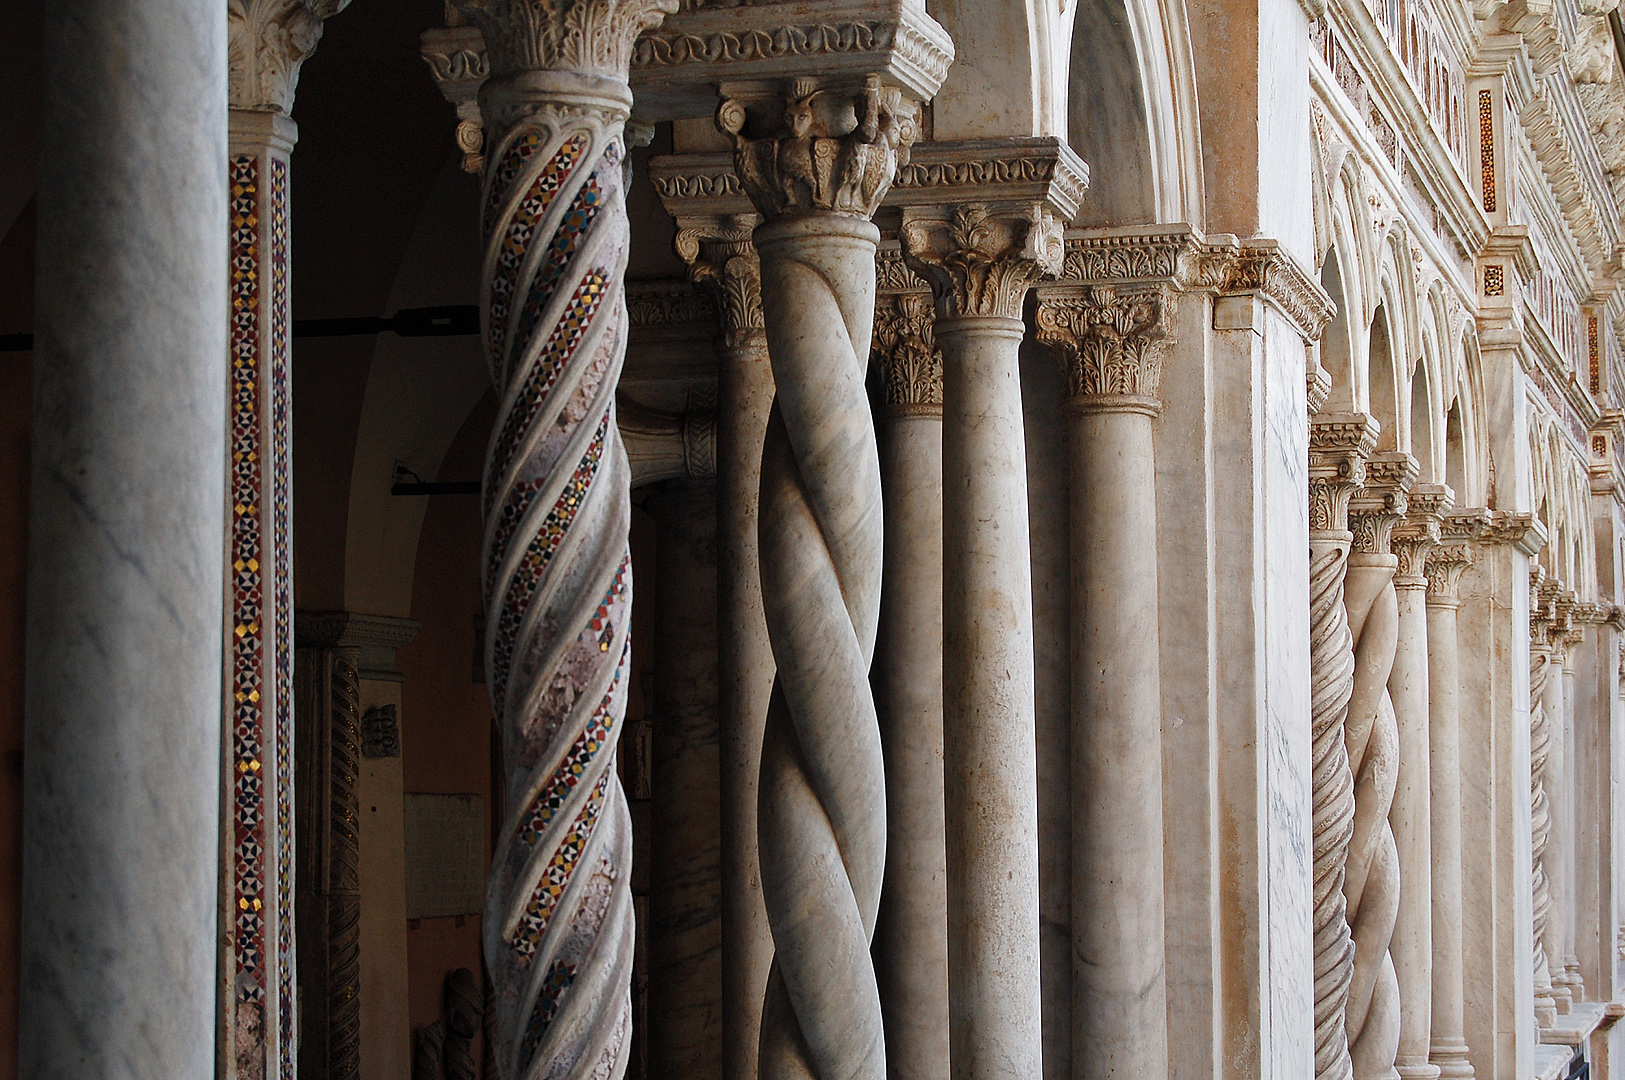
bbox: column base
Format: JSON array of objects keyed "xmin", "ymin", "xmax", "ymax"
[
  {"xmin": 1428, "ymin": 1041, "xmax": 1475, "ymax": 1080},
  {"xmin": 1397, "ymin": 1062, "xmax": 1443, "ymax": 1080}
]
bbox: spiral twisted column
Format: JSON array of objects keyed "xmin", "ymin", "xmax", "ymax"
[
  {"xmin": 1388, "ymin": 485, "xmax": 1451, "ymax": 1080},
  {"xmin": 717, "ymin": 79, "xmax": 917, "ymax": 1080},
  {"xmin": 1544, "ymin": 593, "xmax": 1579, "ymax": 1014},
  {"xmin": 1530, "ymin": 571, "xmax": 1559, "ymax": 1029},
  {"xmin": 1423, "ymin": 511, "xmax": 1487, "ymax": 1080},
  {"xmin": 1309, "ymin": 414, "xmax": 1379, "ymax": 1080},
  {"xmin": 453, "ymin": 2, "xmax": 675, "ymax": 1077},
  {"xmin": 1342, "ymin": 452, "xmax": 1417, "ymax": 1080}
]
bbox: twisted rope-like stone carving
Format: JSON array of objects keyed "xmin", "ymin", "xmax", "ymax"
[
  {"xmin": 1309, "ymin": 415, "xmax": 1375, "ymax": 1080},
  {"xmin": 1530, "ymin": 579, "xmax": 1557, "ymax": 1027},
  {"xmin": 458, "ymin": 0, "xmax": 671, "ymax": 1057},
  {"xmin": 328, "ymin": 651, "xmax": 363, "ymax": 1080}
]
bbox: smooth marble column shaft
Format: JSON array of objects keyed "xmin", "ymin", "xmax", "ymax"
[
  {"xmin": 874, "ymin": 408, "xmax": 949, "ymax": 1080},
  {"xmin": 649, "ymin": 486, "xmax": 724, "ymax": 1080},
  {"xmin": 1069, "ymin": 404, "xmax": 1167, "ymax": 1080},
  {"xmin": 1544, "ymin": 645, "xmax": 1574, "ymax": 1012},
  {"xmin": 23, "ymin": 0, "xmax": 227, "ymax": 1073},
  {"xmin": 1425, "ymin": 588, "xmax": 1474, "ymax": 1079},
  {"xmin": 1390, "ymin": 571, "xmax": 1438, "ymax": 1080},
  {"xmin": 940, "ymin": 315, "xmax": 1044, "ymax": 1080}
]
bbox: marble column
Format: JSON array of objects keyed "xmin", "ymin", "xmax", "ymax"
[
  {"xmin": 1422, "ymin": 511, "xmax": 1484, "ymax": 1080},
  {"xmin": 646, "ymin": 484, "xmax": 724, "ymax": 1080},
  {"xmin": 903, "ymin": 203, "xmax": 1059, "ymax": 1080},
  {"xmin": 1530, "ymin": 573, "xmax": 1559, "ymax": 1029},
  {"xmin": 1541, "ymin": 589, "xmax": 1576, "ymax": 1014},
  {"xmin": 1034, "ymin": 280, "xmax": 1172, "ymax": 1080},
  {"xmin": 1557, "ymin": 620, "xmax": 1586, "ymax": 1005},
  {"xmin": 1343, "ymin": 452, "xmax": 1417, "ymax": 1080},
  {"xmin": 716, "ymin": 79, "xmax": 915, "ymax": 1080},
  {"xmin": 453, "ymin": 0, "xmax": 676, "ymax": 1075},
  {"xmin": 870, "ymin": 271, "xmax": 950, "ymax": 1080},
  {"xmin": 22, "ymin": 0, "xmax": 227, "ymax": 1075},
  {"xmin": 1388, "ymin": 486, "xmax": 1450, "ymax": 1080},
  {"xmin": 224, "ymin": 5, "xmax": 348, "ymax": 1070},
  {"xmin": 1307, "ymin": 413, "xmax": 1379, "ymax": 1080},
  {"xmin": 681, "ymin": 223, "xmax": 776, "ymax": 1080}
]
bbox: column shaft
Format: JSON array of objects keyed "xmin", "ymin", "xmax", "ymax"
[
  {"xmin": 23, "ymin": 0, "xmax": 227, "ymax": 1075},
  {"xmin": 1531, "ymin": 580, "xmax": 1559, "ymax": 1029},
  {"xmin": 1558, "ymin": 646, "xmax": 1584, "ymax": 1002},
  {"xmin": 1068, "ymin": 405, "xmax": 1167, "ymax": 1080},
  {"xmin": 1541, "ymin": 623, "xmax": 1573, "ymax": 1012},
  {"xmin": 872, "ymin": 288, "xmax": 949, "ymax": 1080},
  {"xmin": 940, "ymin": 315, "xmax": 1044, "ymax": 1080}
]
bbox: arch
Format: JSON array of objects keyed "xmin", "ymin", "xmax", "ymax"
[
  {"xmin": 929, "ymin": 0, "xmax": 1070, "ymax": 139},
  {"xmin": 1066, "ymin": 0, "xmax": 1204, "ymax": 224},
  {"xmin": 1320, "ymin": 249, "xmax": 1357, "ymax": 412},
  {"xmin": 1369, "ymin": 304, "xmax": 1400, "ymax": 452},
  {"xmin": 1411, "ymin": 333, "xmax": 1437, "ymax": 481},
  {"xmin": 1444, "ymin": 398, "xmax": 1467, "ymax": 497}
]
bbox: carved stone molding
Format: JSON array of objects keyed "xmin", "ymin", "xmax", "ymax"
[
  {"xmin": 1035, "ymin": 284, "xmax": 1174, "ymax": 411},
  {"xmin": 891, "ymin": 137, "xmax": 1088, "ymax": 220},
  {"xmin": 902, "ymin": 203, "xmax": 1063, "ymax": 319},
  {"xmin": 1309, "ymin": 413, "xmax": 1380, "ymax": 535},
  {"xmin": 871, "ymin": 290, "xmax": 942, "ymax": 414},
  {"xmin": 421, "ymin": 24, "xmax": 491, "ymax": 172},
  {"xmin": 1425, "ymin": 508, "xmax": 1488, "ymax": 603},
  {"xmin": 1349, "ymin": 452, "xmax": 1420, "ymax": 555},
  {"xmin": 620, "ymin": 395, "xmax": 719, "ymax": 484},
  {"xmin": 1475, "ymin": 510, "xmax": 1548, "ymax": 556},
  {"xmin": 228, "ymin": 0, "xmax": 350, "ymax": 114},
  {"xmin": 454, "ymin": 0, "xmax": 677, "ymax": 83},
  {"xmin": 1391, "ymin": 483, "xmax": 1454, "ymax": 586},
  {"xmin": 626, "ymin": 279, "xmax": 719, "ymax": 333},
  {"xmin": 717, "ymin": 76, "xmax": 919, "ymax": 220}
]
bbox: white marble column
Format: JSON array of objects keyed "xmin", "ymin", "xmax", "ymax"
[
  {"xmin": 1557, "ymin": 621, "xmax": 1586, "ymax": 1005},
  {"xmin": 453, "ymin": 1, "xmax": 676, "ymax": 1075},
  {"xmin": 904, "ymin": 204, "xmax": 1058, "ymax": 1080},
  {"xmin": 1530, "ymin": 573, "xmax": 1560, "ymax": 1029},
  {"xmin": 1388, "ymin": 486, "xmax": 1450, "ymax": 1080},
  {"xmin": 1343, "ymin": 453, "xmax": 1417, "ymax": 1080},
  {"xmin": 22, "ymin": 0, "xmax": 227, "ymax": 1075},
  {"xmin": 717, "ymin": 80, "xmax": 918, "ymax": 1080},
  {"xmin": 646, "ymin": 484, "xmax": 724, "ymax": 1080},
  {"xmin": 1541, "ymin": 590, "xmax": 1577, "ymax": 1014},
  {"xmin": 1034, "ymin": 281, "xmax": 1172, "ymax": 1080},
  {"xmin": 1307, "ymin": 414, "xmax": 1379, "ymax": 1080},
  {"xmin": 1424, "ymin": 512, "xmax": 1483, "ymax": 1080},
  {"xmin": 869, "ymin": 275, "xmax": 950, "ymax": 1080}
]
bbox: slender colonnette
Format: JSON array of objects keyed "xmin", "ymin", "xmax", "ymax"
[
  {"xmin": 1530, "ymin": 572, "xmax": 1559, "ymax": 1028},
  {"xmin": 718, "ymin": 77, "xmax": 915, "ymax": 1080},
  {"xmin": 1308, "ymin": 414, "xmax": 1378, "ymax": 1080},
  {"xmin": 452, "ymin": 2, "xmax": 675, "ymax": 1077}
]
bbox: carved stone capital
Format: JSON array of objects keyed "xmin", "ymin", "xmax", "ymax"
[
  {"xmin": 717, "ymin": 76, "xmax": 919, "ymax": 220},
  {"xmin": 889, "ymin": 137, "xmax": 1089, "ymax": 222},
  {"xmin": 1035, "ymin": 284, "xmax": 1174, "ymax": 411},
  {"xmin": 453, "ymin": 0, "xmax": 677, "ymax": 85},
  {"xmin": 669, "ymin": 213, "xmax": 765, "ymax": 350},
  {"xmin": 1309, "ymin": 413, "xmax": 1380, "ymax": 537},
  {"xmin": 1425, "ymin": 541, "xmax": 1474, "ymax": 603},
  {"xmin": 229, "ymin": 0, "xmax": 350, "ymax": 114},
  {"xmin": 1349, "ymin": 452, "xmax": 1420, "ymax": 556},
  {"xmin": 1392, "ymin": 483, "xmax": 1454, "ymax": 586},
  {"xmin": 901, "ymin": 203, "xmax": 1062, "ymax": 319},
  {"xmin": 421, "ymin": 24, "xmax": 491, "ymax": 172},
  {"xmin": 620, "ymin": 392, "xmax": 717, "ymax": 484},
  {"xmin": 1477, "ymin": 510, "xmax": 1548, "ymax": 556},
  {"xmin": 872, "ymin": 291, "xmax": 942, "ymax": 415}
]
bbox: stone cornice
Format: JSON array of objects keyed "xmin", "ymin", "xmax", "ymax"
[
  {"xmin": 229, "ymin": 0, "xmax": 350, "ymax": 114},
  {"xmin": 1478, "ymin": 508, "xmax": 1548, "ymax": 555},
  {"xmin": 296, "ymin": 611, "xmax": 421, "ymax": 650}
]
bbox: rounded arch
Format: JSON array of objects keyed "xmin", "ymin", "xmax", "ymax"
[
  {"xmin": 1066, "ymin": 0, "xmax": 1204, "ymax": 224},
  {"xmin": 1319, "ymin": 247, "xmax": 1358, "ymax": 412},
  {"xmin": 1368, "ymin": 302, "xmax": 1400, "ymax": 451},
  {"xmin": 1411, "ymin": 330, "xmax": 1439, "ymax": 482}
]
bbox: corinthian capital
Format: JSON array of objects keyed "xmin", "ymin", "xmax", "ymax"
[
  {"xmin": 228, "ymin": 0, "xmax": 349, "ymax": 113},
  {"xmin": 1391, "ymin": 483, "xmax": 1454, "ymax": 585},
  {"xmin": 901, "ymin": 203, "xmax": 1063, "ymax": 319},
  {"xmin": 1349, "ymin": 452, "xmax": 1420, "ymax": 556},
  {"xmin": 1034, "ymin": 284, "xmax": 1173, "ymax": 411},
  {"xmin": 454, "ymin": 0, "xmax": 677, "ymax": 83},
  {"xmin": 717, "ymin": 76, "xmax": 919, "ymax": 220},
  {"xmin": 1309, "ymin": 413, "xmax": 1379, "ymax": 537},
  {"xmin": 872, "ymin": 290, "xmax": 942, "ymax": 415}
]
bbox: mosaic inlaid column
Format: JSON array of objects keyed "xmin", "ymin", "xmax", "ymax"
[
  {"xmin": 870, "ymin": 264, "xmax": 949, "ymax": 1080},
  {"xmin": 1307, "ymin": 413, "xmax": 1378, "ymax": 1080},
  {"xmin": 452, "ymin": 0, "xmax": 675, "ymax": 1076},
  {"xmin": 1542, "ymin": 588, "xmax": 1576, "ymax": 1014},
  {"xmin": 1388, "ymin": 486, "xmax": 1449, "ymax": 1080},
  {"xmin": 1530, "ymin": 572, "xmax": 1559, "ymax": 1029},
  {"xmin": 22, "ymin": 0, "xmax": 227, "ymax": 1074},
  {"xmin": 224, "ymin": 5, "xmax": 347, "ymax": 1072},
  {"xmin": 903, "ymin": 203, "xmax": 1058, "ymax": 1080},
  {"xmin": 1424, "ymin": 512, "xmax": 1483, "ymax": 1080},
  {"xmin": 1342, "ymin": 453, "xmax": 1416, "ymax": 1080},
  {"xmin": 1035, "ymin": 278, "xmax": 1172, "ymax": 1080},
  {"xmin": 717, "ymin": 79, "xmax": 917, "ymax": 1080}
]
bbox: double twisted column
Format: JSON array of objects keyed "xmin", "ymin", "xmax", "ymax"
[
  {"xmin": 454, "ymin": 2, "xmax": 675, "ymax": 1077},
  {"xmin": 717, "ymin": 78, "xmax": 916, "ymax": 1080},
  {"xmin": 1309, "ymin": 414, "xmax": 1378, "ymax": 1080},
  {"xmin": 1530, "ymin": 572, "xmax": 1559, "ymax": 1029},
  {"xmin": 1343, "ymin": 452, "xmax": 1417, "ymax": 1080}
]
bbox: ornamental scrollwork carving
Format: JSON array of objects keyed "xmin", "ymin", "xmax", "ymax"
[
  {"xmin": 1308, "ymin": 414, "xmax": 1379, "ymax": 534},
  {"xmin": 1348, "ymin": 452, "xmax": 1419, "ymax": 555},
  {"xmin": 228, "ymin": 0, "xmax": 350, "ymax": 113},
  {"xmin": 901, "ymin": 203, "xmax": 1063, "ymax": 320},
  {"xmin": 453, "ymin": 0, "xmax": 678, "ymax": 83},
  {"xmin": 871, "ymin": 292, "xmax": 942, "ymax": 413},
  {"xmin": 1390, "ymin": 483, "xmax": 1453, "ymax": 585},
  {"xmin": 1035, "ymin": 284, "xmax": 1173, "ymax": 408},
  {"xmin": 717, "ymin": 76, "xmax": 918, "ymax": 220}
]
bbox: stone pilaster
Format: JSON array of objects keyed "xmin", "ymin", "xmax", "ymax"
[
  {"xmin": 1388, "ymin": 484, "xmax": 1452, "ymax": 1080},
  {"xmin": 898, "ymin": 139, "xmax": 1081, "ymax": 1080},
  {"xmin": 224, "ymin": 5, "xmax": 348, "ymax": 1076}
]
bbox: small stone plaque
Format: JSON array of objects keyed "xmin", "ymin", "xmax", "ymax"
[
  {"xmin": 403, "ymin": 793, "xmax": 486, "ymax": 919},
  {"xmin": 361, "ymin": 704, "xmax": 400, "ymax": 758}
]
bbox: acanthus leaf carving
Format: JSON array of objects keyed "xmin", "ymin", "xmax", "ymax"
[
  {"xmin": 901, "ymin": 203, "xmax": 1062, "ymax": 320},
  {"xmin": 1035, "ymin": 283, "xmax": 1173, "ymax": 407},
  {"xmin": 871, "ymin": 291, "xmax": 942, "ymax": 413},
  {"xmin": 454, "ymin": 0, "xmax": 678, "ymax": 84},
  {"xmin": 228, "ymin": 0, "xmax": 351, "ymax": 114}
]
